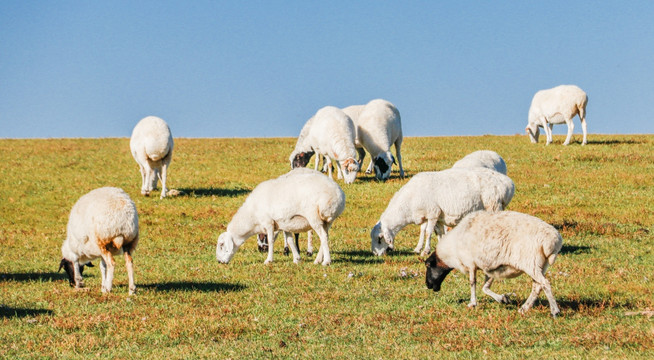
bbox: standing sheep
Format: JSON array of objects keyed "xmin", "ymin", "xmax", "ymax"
[
  {"xmin": 355, "ymin": 99, "xmax": 404, "ymax": 180},
  {"xmin": 289, "ymin": 106, "xmax": 360, "ymax": 184},
  {"xmin": 130, "ymin": 116, "xmax": 174, "ymax": 198},
  {"xmin": 425, "ymin": 210, "xmax": 563, "ymax": 317},
  {"xmin": 59, "ymin": 187, "xmax": 139, "ymax": 295},
  {"xmin": 526, "ymin": 85, "xmax": 588, "ymax": 146},
  {"xmin": 371, "ymin": 168, "xmax": 514, "ymax": 256},
  {"xmin": 216, "ymin": 168, "xmax": 345, "ymax": 266},
  {"xmin": 452, "ymin": 150, "xmax": 507, "ymax": 175}
]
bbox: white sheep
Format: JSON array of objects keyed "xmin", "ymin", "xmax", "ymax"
[
  {"xmin": 371, "ymin": 167, "xmax": 514, "ymax": 256},
  {"xmin": 59, "ymin": 187, "xmax": 139, "ymax": 295},
  {"xmin": 353, "ymin": 99, "xmax": 404, "ymax": 180},
  {"xmin": 526, "ymin": 85, "xmax": 588, "ymax": 146},
  {"xmin": 289, "ymin": 106, "xmax": 360, "ymax": 184},
  {"xmin": 130, "ymin": 116, "xmax": 174, "ymax": 198},
  {"xmin": 425, "ymin": 210, "xmax": 563, "ymax": 317},
  {"xmin": 452, "ymin": 150, "xmax": 507, "ymax": 175},
  {"xmin": 216, "ymin": 168, "xmax": 345, "ymax": 266}
]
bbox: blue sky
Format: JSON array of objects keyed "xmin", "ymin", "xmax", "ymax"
[{"xmin": 1, "ymin": 1, "xmax": 653, "ymax": 138}]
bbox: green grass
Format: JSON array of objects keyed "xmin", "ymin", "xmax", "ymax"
[{"xmin": 1, "ymin": 135, "xmax": 653, "ymax": 359}]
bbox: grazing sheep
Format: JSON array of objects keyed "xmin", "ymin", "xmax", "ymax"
[
  {"xmin": 354, "ymin": 99, "xmax": 404, "ymax": 180},
  {"xmin": 59, "ymin": 187, "xmax": 139, "ymax": 295},
  {"xmin": 289, "ymin": 107, "xmax": 360, "ymax": 184},
  {"xmin": 216, "ymin": 168, "xmax": 345, "ymax": 266},
  {"xmin": 371, "ymin": 168, "xmax": 514, "ymax": 256},
  {"xmin": 425, "ymin": 210, "xmax": 563, "ymax": 317},
  {"xmin": 130, "ymin": 116, "xmax": 174, "ymax": 198},
  {"xmin": 526, "ymin": 85, "xmax": 588, "ymax": 146},
  {"xmin": 452, "ymin": 150, "xmax": 507, "ymax": 175}
]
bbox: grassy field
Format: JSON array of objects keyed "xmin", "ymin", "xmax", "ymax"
[{"xmin": 1, "ymin": 134, "xmax": 653, "ymax": 359}]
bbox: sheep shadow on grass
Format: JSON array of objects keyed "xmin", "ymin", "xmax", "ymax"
[
  {"xmin": 0, "ymin": 305, "xmax": 53, "ymax": 318},
  {"xmin": 559, "ymin": 244, "xmax": 592, "ymax": 255},
  {"xmin": 331, "ymin": 249, "xmax": 414, "ymax": 264},
  {"xmin": 0, "ymin": 272, "xmax": 67, "ymax": 283},
  {"xmin": 176, "ymin": 187, "xmax": 251, "ymax": 198},
  {"xmin": 140, "ymin": 281, "xmax": 246, "ymax": 293}
]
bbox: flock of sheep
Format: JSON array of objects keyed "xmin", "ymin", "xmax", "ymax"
[{"xmin": 58, "ymin": 85, "xmax": 589, "ymax": 318}]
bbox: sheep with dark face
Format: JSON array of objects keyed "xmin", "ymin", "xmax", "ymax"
[
  {"xmin": 59, "ymin": 187, "xmax": 139, "ymax": 295},
  {"xmin": 353, "ymin": 99, "xmax": 404, "ymax": 181},
  {"xmin": 425, "ymin": 210, "xmax": 563, "ymax": 317}
]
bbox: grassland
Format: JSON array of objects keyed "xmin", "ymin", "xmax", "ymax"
[{"xmin": 1, "ymin": 135, "xmax": 653, "ymax": 359}]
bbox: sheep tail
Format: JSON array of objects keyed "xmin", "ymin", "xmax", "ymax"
[
  {"xmin": 112, "ymin": 235, "xmax": 125, "ymax": 251},
  {"xmin": 542, "ymin": 233, "xmax": 563, "ymax": 265}
]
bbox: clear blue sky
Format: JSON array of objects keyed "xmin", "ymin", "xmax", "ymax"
[{"xmin": 1, "ymin": 1, "xmax": 653, "ymax": 138}]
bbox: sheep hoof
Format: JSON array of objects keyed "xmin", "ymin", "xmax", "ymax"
[
  {"xmin": 499, "ymin": 294, "xmax": 510, "ymax": 304},
  {"xmin": 129, "ymin": 288, "xmax": 136, "ymax": 296},
  {"xmin": 283, "ymin": 247, "xmax": 290, "ymax": 256},
  {"xmin": 264, "ymin": 259, "xmax": 273, "ymax": 265},
  {"xmin": 420, "ymin": 250, "xmax": 430, "ymax": 257},
  {"xmin": 413, "ymin": 248, "xmax": 422, "ymax": 254},
  {"xmin": 518, "ymin": 306, "xmax": 529, "ymax": 315},
  {"xmin": 306, "ymin": 251, "xmax": 313, "ymax": 256},
  {"xmin": 467, "ymin": 302, "xmax": 477, "ymax": 308}
]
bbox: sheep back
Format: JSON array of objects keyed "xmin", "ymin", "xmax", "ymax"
[
  {"xmin": 62, "ymin": 187, "xmax": 139, "ymax": 264},
  {"xmin": 229, "ymin": 169, "xmax": 345, "ymax": 235},
  {"xmin": 452, "ymin": 150, "xmax": 507, "ymax": 175},
  {"xmin": 439, "ymin": 210, "xmax": 563, "ymax": 278},
  {"xmin": 356, "ymin": 99, "xmax": 402, "ymax": 157},
  {"xmin": 130, "ymin": 116, "xmax": 173, "ymax": 162},
  {"xmin": 528, "ymin": 85, "xmax": 587, "ymax": 126}
]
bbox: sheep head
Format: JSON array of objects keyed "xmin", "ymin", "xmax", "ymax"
[
  {"xmin": 216, "ymin": 232, "xmax": 238, "ymax": 264},
  {"xmin": 425, "ymin": 251, "xmax": 453, "ymax": 292},
  {"xmin": 370, "ymin": 222, "xmax": 394, "ymax": 256},
  {"xmin": 290, "ymin": 150, "xmax": 315, "ymax": 169},
  {"xmin": 525, "ymin": 123, "xmax": 540, "ymax": 143},
  {"xmin": 373, "ymin": 152, "xmax": 395, "ymax": 181},
  {"xmin": 256, "ymin": 233, "xmax": 269, "ymax": 253},
  {"xmin": 340, "ymin": 157, "xmax": 360, "ymax": 184},
  {"xmin": 58, "ymin": 258, "xmax": 93, "ymax": 287}
]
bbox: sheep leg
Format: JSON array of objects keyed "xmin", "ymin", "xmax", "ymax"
[
  {"xmin": 414, "ymin": 223, "xmax": 427, "ymax": 254},
  {"xmin": 99, "ymin": 252, "xmax": 115, "ymax": 293},
  {"xmin": 73, "ymin": 260, "xmax": 85, "ymax": 289},
  {"xmin": 519, "ymin": 281, "xmax": 542, "ymax": 315},
  {"xmin": 580, "ymin": 110, "xmax": 588, "ymax": 145},
  {"xmin": 467, "ymin": 268, "xmax": 478, "ymax": 308},
  {"xmin": 482, "ymin": 275, "xmax": 509, "ymax": 304},
  {"xmin": 264, "ymin": 228, "xmax": 276, "ymax": 264},
  {"xmin": 365, "ymin": 160, "xmax": 374, "ymax": 174},
  {"xmin": 306, "ymin": 230, "xmax": 314, "ymax": 256},
  {"xmin": 284, "ymin": 231, "xmax": 301, "ymax": 264},
  {"xmin": 138, "ymin": 163, "xmax": 150, "ymax": 196},
  {"xmin": 544, "ymin": 123, "xmax": 554, "ymax": 145},
  {"xmin": 159, "ymin": 159, "xmax": 169, "ymax": 199},
  {"xmin": 531, "ymin": 272, "xmax": 560, "ymax": 317},
  {"xmin": 314, "ymin": 155, "xmax": 320, "ymax": 171},
  {"xmin": 563, "ymin": 119, "xmax": 574, "ymax": 146},
  {"xmin": 151, "ymin": 168, "xmax": 159, "ymax": 190},
  {"xmin": 356, "ymin": 147, "xmax": 366, "ymax": 170},
  {"xmin": 421, "ymin": 219, "xmax": 438, "ymax": 257},
  {"xmin": 124, "ymin": 249, "xmax": 136, "ymax": 295},
  {"xmin": 312, "ymin": 223, "xmax": 331, "ymax": 266},
  {"xmin": 324, "ymin": 155, "xmax": 333, "ymax": 179},
  {"xmin": 336, "ymin": 160, "xmax": 344, "ymax": 179},
  {"xmin": 394, "ymin": 138, "xmax": 404, "ymax": 178}
]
